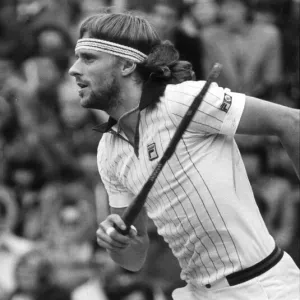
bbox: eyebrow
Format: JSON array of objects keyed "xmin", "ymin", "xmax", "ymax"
[{"xmin": 75, "ymin": 50, "xmax": 99, "ymax": 59}]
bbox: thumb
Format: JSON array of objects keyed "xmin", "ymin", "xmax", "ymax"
[{"xmin": 107, "ymin": 214, "xmax": 127, "ymax": 231}]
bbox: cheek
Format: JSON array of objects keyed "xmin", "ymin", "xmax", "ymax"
[
  {"xmin": 91, "ymin": 74, "xmax": 104, "ymax": 90},
  {"xmin": 88, "ymin": 68, "xmax": 104, "ymax": 88},
  {"xmin": 90, "ymin": 71, "xmax": 113, "ymax": 92}
]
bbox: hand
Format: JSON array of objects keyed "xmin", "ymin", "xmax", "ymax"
[{"xmin": 96, "ymin": 214, "xmax": 138, "ymax": 252}]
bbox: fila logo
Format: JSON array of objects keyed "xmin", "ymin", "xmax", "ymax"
[
  {"xmin": 220, "ymin": 93, "xmax": 232, "ymax": 113},
  {"xmin": 147, "ymin": 143, "xmax": 158, "ymax": 161}
]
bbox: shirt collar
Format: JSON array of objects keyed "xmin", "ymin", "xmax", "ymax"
[{"xmin": 93, "ymin": 80, "xmax": 166, "ymax": 133}]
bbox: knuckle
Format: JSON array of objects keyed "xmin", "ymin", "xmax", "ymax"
[
  {"xmin": 110, "ymin": 214, "xmax": 123, "ymax": 224},
  {"xmin": 96, "ymin": 228, "xmax": 103, "ymax": 235}
]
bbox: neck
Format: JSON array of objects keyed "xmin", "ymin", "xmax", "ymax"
[
  {"xmin": 110, "ymin": 80, "xmax": 142, "ymax": 132},
  {"xmin": 227, "ymin": 19, "xmax": 248, "ymax": 33}
]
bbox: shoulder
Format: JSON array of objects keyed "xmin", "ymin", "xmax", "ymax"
[
  {"xmin": 162, "ymin": 80, "xmax": 223, "ymax": 114},
  {"xmin": 163, "ymin": 81, "xmax": 202, "ymax": 110},
  {"xmin": 202, "ymin": 25, "xmax": 224, "ymax": 41},
  {"xmin": 252, "ymin": 23, "xmax": 280, "ymax": 40},
  {"xmin": 164, "ymin": 80, "xmax": 221, "ymax": 101},
  {"xmin": 165, "ymin": 80, "xmax": 206, "ymax": 98},
  {"xmin": 97, "ymin": 135, "xmax": 106, "ymax": 153},
  {"xmin": 97, "ymin": 134, "xmax": 112, "ymax": 164}
]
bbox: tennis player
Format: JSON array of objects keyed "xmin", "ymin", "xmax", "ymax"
[{"xmin": 69, "ymin": 12, "xmax": 300, "ymax": 300}]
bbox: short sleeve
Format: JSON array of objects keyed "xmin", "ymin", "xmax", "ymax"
[
  {"xmin": 164, "ymin": 81, "xmax": 245, "ymax": 136},
  {"xmin": 97, "ymin": 137, "xmax": 133, "ymax": 208}
]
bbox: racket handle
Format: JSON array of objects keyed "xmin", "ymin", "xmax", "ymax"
[{"xmin": 114, "ymin": 222, "xmax": 131, "ymax": 235}]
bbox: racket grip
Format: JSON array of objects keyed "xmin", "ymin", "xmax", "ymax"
[
  {"xmin": 113, "ymin": 184, "xmax": 152, "ymax": 235},
  {"xmin": 113, "ymin": 222, "xmax": 131, "ymax": 235}
]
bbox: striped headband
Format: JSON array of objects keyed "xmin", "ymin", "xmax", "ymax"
[{"xmin": 75, "ymin": 38, "xmax": 148, "ymax": 63}]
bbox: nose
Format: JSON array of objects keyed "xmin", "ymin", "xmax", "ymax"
[{"xmin": 68, "ymin": 59, "xmax": 81, "ymax": 77}]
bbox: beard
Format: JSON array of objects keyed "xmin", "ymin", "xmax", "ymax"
[{"xmin": 82, "ymin": 74, "xmax": 121, "ymax": 113}]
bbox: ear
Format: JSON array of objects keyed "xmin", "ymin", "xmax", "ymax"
[{"xmin": 121, "ymin": 60, "xmax": 137, "ymax": 77}]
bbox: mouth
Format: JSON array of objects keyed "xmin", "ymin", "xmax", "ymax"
[
  {"xmin": 76, "ymin": 82, "xmax": 89, "ymax": 97},
  {"xmin": 76, "ymin": 82, "xmax": 88, "ymax": 89}
]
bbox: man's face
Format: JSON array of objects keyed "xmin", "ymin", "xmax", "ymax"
[
  {"xmin": 150, "ymin": 4, "xmax": 178, "ymax": 40},
  {"xmin": 219, "ymin": 0, "xmax": 247, "ymax": 27},
  {"xmin": 68, "ymin": 38, "xmax": 121, "ymax": 112},
  {"xmin": 191, "ymin": 0, "xmax": 218, "ymax": 27}
]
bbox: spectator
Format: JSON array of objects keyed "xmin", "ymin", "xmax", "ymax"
[
  {"xmin": 78, "ymin": 153, "xmax": 110, "ymax": 225},
  {"xmin": 6, "ymin": 56, "xmax": 63, "ymax": 137},
  {"xmin": 0, "ymin": 186, "xmax": 34, "ymax": 298},
  {"xmin": 0, "ymin": 91, "xmax": 21, "ymax": 159},
  {"xmin": 0, "ymin": 0, "xmax": 34, "ymax": 67},
  {"xmin": 39, "ymin": 181, "xmax": 97, "ymax": 290},
  {"xmin": 72, "ymin": 249, "xmax": 118, "ymax": 300},
  {"xmin": 254, "ymin": 176, "xmax": 298, "ymax": 251},
  {"xmin": 277, "ymin": 0, "xmax": 300, "ymax": 108},
  {"xmin": 32, "ymin": 23, "xmax": 74, "ymax": 74},
  {"xmin": 58, "ymin": 73, "xmax": 101, "ymax": 157},
  {"xmin": 202, "ymin": 0, "xmax": 282, "ymax": 99},
  {"xmin": 266, "ymin": 137, "xmax": 299, "ymax": 183},
  {"xmin": 7, "ymin": 248, "xmax": 71, "ymax": 300},
  {"xmin": 148, "ymin": 0, "xmax": 204, "ymax": 79},
  {"xmin": 2, "ymin": 136, "xmax": 51, "ymax": 236},
  {"xmin": 106, "ymin": 276, "xmax": 156, "ymax": 300},
  {"xmin": 180, "ymin": 0, "xmax": 219, "ymax": 32}
]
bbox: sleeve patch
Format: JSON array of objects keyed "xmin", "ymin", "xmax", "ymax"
[{"xmin": 220, "ymin": 93, "xmax": 232, "ymax": 113}]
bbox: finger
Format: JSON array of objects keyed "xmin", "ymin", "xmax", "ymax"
[
  {"xmin": 96, "ymin": 234, "xmax": 128, "ymax": 250},
  {"xmin": 106, "ymin": 227, "xmax": 115, "ymax": 236},
  {"xmin": 107, "ymin": 214, "xmax": 127, "ymax": 232},
  {"xmin": 106, "ymin": 227, "xmax": 134, "ymax": 244},
  {"xmin": 97, "ymin": 226, "xmax": 130, "ymax": 248},
  {"xmin": 96, "ymin": 236, "xmax": 115, "ymax": 250},
  {"xmin": 97, "ymin": 232, "xmax": 128, "ymax": 249},
  {"xmin": 128, "ymin": 225, "xmax": 138, "ymax": 239}
]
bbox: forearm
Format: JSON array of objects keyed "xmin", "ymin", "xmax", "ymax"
[
  {"xmin": 106, "ymin": 207, "xmax": 150, "ymax": 272},
  {"xmin": 108, "ymin": 234, "xmax": 149, "ymax": 271},
  {"xmin": 238, "ymin": 97, "xmax": 300, "ymax": 179},
  {"xmin": 278, "ymin": 108, "xmax": 300, "ymax": 179}
]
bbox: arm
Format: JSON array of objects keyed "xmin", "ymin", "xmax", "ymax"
[
  {"xmin": 237, "ymin": 96, "xmax": 300, "ymax": 178},
  {"xmin": 96, "ymin": 206, "xmax": 149, "ymax": 272}
]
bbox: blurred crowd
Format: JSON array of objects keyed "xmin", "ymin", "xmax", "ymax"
[{"xmin": 0, "ymin": 0, "xmax": 299, "ymax": 299}]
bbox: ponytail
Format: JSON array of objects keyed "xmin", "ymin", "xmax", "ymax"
[{"xmin": 137, "ymin": 40, "xmax": 195, "ymax": 84}]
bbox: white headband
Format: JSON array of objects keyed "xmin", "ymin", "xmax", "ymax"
[{"xmin": 75, "ymin": 38, "xmax": 148, "ymax": 63}]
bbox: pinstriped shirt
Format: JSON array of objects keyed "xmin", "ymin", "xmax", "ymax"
[{"xmin": 97, "ymin": 80, "xmax": 275, "ymax": 286}]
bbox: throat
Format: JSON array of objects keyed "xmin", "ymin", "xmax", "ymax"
[{"xmin": 118, "ymin": 110, "xmax": 140, "ymax": 156}]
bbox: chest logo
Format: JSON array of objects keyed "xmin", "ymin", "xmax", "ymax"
[
  {"xmin": 147, "ymin": 143, "xmax": 159, "ymax": 161},
  {"xmin": 220, "ymin": 93, "xmax": 232, "ymax": 113}
]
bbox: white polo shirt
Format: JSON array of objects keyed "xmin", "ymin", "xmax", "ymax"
[{"xmin": 97, "ymin": 80, "xmax": 275, "ymax": 286}]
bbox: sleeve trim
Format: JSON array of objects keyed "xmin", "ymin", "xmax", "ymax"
[
  {"xmin": 220, "ymin": 92, "xmax": 246, "ymax": 136},
  {"xmin": 109, "ymin": 193, "xmax": 133, "ymax": 208}
]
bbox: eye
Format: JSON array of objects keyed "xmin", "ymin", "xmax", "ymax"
[{"xmin": 81, "ymin": 53, "xmax": 95, "ymax": 63}]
